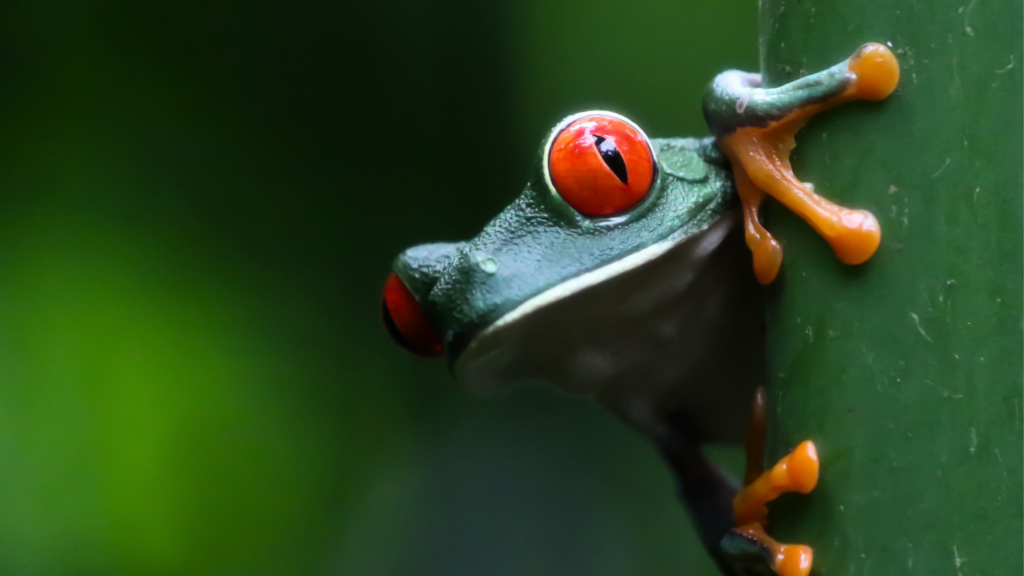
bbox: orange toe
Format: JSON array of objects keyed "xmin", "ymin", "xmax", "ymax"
[
  {"xmin": 849, "ymin": 43, "xmax": 900, "ymax": 101},
  {"xmin": 776, "ymin": 543, "xmax": 814, "ymax": 576}
]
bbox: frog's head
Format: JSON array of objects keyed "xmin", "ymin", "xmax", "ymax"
[{"xmin": 382, "ymin": 111, "xmax": 738, "ymax": 395}]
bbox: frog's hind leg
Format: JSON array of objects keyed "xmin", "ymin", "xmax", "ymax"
[
  {"xmin": 706, "ymin": 43, "xmax": 900, "ymax": 284},
  {"xmin": 658, "ymin": 421, "xmax": 742, "ymax": 576},
  {"xmin": 722, "ymin": 387, "xmax": 820, "ymax": 576}
]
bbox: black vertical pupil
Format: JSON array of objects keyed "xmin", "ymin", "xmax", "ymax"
[{"xmin": 592, "ymin": 135, "xmax": 629, "ymax": 185}]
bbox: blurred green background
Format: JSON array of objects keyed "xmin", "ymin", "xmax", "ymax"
[{"xmin": 0, "ymin": 1, "xmax": 758, "ymax": 574}]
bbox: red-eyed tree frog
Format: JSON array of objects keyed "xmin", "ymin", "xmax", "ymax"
[{"xmin": 381, "ymin": 44, "xmax": 899, "ymax": 576}]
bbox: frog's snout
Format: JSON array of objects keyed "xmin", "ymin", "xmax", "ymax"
[{"xmin": 381, "ymin": 241, "xmax": 466, "ymax": 358}]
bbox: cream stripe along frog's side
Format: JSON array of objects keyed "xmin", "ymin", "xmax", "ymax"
[{"xmin": 381, "ymin": 44, "xmax": 899, "ymax": 576}]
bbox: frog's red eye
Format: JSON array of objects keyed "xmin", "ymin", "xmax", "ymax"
[
  {"xmin": 381, "ymin": 273, "xmax": 444, "ymax": 358},
  {"xmin": 548, "ymin": 114, "xmax": 655, "ymax": 216}
]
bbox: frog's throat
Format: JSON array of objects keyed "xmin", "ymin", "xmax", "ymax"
[{"xmin": 718, "ymin": 42, "xmax": 899, "ymax": 284}]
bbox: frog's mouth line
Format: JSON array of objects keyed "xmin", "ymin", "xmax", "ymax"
[{"xmin": 453, "ymin": 211, "xmax": 739, "ymax": 389}]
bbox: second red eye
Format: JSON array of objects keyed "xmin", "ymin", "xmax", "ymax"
[
  {"xmin": 548, "ymin": 114, "xmax": 655, "ymax": 217},
  {"xmin": 381, "ymin": 273, "xmax": 444, "ymax": 358}
]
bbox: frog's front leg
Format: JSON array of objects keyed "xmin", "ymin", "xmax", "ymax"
[
  {"xmin": 704, "ymin": 43, "xmax": 900, "ymax": 284},
  {"xmin": 729, "ymin": 441, "xmax": 819, "ymax": 576}
]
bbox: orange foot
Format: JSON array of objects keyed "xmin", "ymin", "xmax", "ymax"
[
  {"xmin": 720, "ymin": 387, "xmax": 820, "ymax": 576},
  {"xmin": 731, "ymin": 440, "xmax": 820, "ymax": 576},
  {"xmin": 714, "ymin": 43, "xmax": 900, "ymax": 284}
]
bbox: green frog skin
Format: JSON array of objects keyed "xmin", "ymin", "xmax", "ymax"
[{"xmin": 381, "ymin": 44, "xmax": 899, "ymax": 576}]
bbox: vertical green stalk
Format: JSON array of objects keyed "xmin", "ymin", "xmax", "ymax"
[{"xmin": 759, "ymin": 1, "xmax": 1023, "ymax": 574}]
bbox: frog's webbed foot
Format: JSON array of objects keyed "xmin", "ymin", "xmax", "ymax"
[
  {"xmin": 720, "ymin": 388, "xmax": 820, "ymax": 576},
  {"xmin": 728, "ymin": 440, "xmax": 819, "ymax": 576},
  {"xmin": 704, "ymin": 43, "xmax": 900, "ymax": 284}
]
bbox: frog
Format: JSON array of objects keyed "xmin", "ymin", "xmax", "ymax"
[{"xmin": 380, "ymin": 43, "xmax": 899, "ymax": 576}]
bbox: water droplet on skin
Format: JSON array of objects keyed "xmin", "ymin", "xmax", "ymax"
[{"xmin": 474, "ymin": 253, "xmax": 498, "ymax": 274}]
